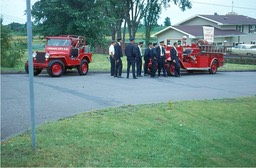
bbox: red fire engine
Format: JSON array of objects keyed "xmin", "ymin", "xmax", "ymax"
[
  {"xmin": 150, "ymin": 39, "xmax": 224, "ymax": 75},
  {"xmin": 25, "ymin": 35, "xmax": 92, "ymax": 77}
]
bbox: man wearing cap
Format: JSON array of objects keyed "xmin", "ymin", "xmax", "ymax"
[
  {"xmin": 150, "ymin": 42, "xmax": 158, "ymax": 77},
  {"xmin": 156, "ymin": 40, "xmax": 167, "ymax": 77},
  {"xmin": 144, "ymin": 42, "xmax": 152, "ymax": 76},
  {"xmin": 135, "ymin": 41, "xmax": 144, "ymax": 77},
  {"xmin": 109, "ymin": 40, "xmax": 116, "ymax": 76},
  {"xmin": 125, "ymin": 37, "xmax": 137, "ymax": 79},
  {"xmin": 114, "ymin": 37, "xmax": 123, "ymax": 78},
  {"xmin": 170, "ymin": 42, "xmax": 181, "ymax": 77}
]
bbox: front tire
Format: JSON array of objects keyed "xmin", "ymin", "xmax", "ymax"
[
  {"xmin": 25, "ymin": 65, "xmax": 42, "ymax": 76},
  {"xmin": 78, "ymin": 59, "xmax": 88, "ymax": 75},
  {"xmin": 209, "ymin": 60, "xmax": 218, "ymax": 74},
  {"xmin": 47, "ymin": 60, "xmax": 64, "ymax": 77}
]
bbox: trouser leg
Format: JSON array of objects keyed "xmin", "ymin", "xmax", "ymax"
[
  {"xmin": 110, "ymin": 56, "xmax": 115, "ymax": 76},
  {"xmin": 118, "ymin": 59, "xmax": 123, "ymax": 77}
]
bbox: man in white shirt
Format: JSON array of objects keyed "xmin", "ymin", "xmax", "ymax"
[{"xmin": 109, "ymin": 40, "xmax": 116, "ymax": 76}]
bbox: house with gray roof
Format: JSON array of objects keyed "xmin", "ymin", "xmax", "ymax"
[{"xmin": 153, "ymin": 14, "xmax": 256, "ymax": 46}]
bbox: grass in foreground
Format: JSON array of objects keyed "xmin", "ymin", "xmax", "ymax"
[{"xmin": 1, "ymin": 96, "xmax": 256, "ymax": 167}]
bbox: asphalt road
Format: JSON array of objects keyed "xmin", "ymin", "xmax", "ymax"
[{"xmin": 1, "ymin": 71, "xmax": 256, "ymax": 140}]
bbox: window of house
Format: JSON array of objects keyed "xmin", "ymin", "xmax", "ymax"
[
  {"xmin": 249, "ymin": 25, "xmax": 256, "ymax": 33},
  {"xmin": 236, "ymin": 25, "xmax": 244, "ymax": 32}
]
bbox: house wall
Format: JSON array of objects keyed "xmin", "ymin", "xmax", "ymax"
[{"xmin": 157, "ymin": 29, "xmax": 193, "ymax": 45}]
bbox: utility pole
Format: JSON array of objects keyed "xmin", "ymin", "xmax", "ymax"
[{"xmin": 26, "ymin": 0, "xmax": 36, "ymax": 150}]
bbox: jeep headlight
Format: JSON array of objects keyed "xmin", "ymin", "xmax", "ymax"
[
  {"xmin": 45, "ymin": 53, "xmax": 50, "ymax": 59},
  {"xmin": 32, "ymin": 52, "xmax": 37, "ymax": 58}
]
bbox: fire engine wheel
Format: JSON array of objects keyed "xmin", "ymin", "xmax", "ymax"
[
  {"xmin": 47, "ymin": 60, "xmax": 64, "ymax": 77},
  {"xmin": 78, "ymin": 59, "xmax": 88, "ymax": 75},
  {"xmin": 25, "ymin": 65, "xmax": 42, "ymax": 76},
  {"xmin": 167, "ymin": 62, "xmax": 175, "ymax": 76},
  {"xmin": 209, "ymin": 60, "xmax": 218, "ymax": 74}
]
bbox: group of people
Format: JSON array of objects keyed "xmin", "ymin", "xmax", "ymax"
[{"xmin": 109, "ymin": 37, "xmax": 181, "ymax": 79}]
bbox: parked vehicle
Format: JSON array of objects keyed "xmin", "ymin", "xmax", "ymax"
[
  {"xmin": 148, "ymin": 40, "xmax": 224, "ymax": 75},
  {"xmin": 25, "ymin": 35, "xmax": 92, "ymax": 77},
  {"xmin": 229, "ymin": 44, "xmax": 256, "ymax": 56}
]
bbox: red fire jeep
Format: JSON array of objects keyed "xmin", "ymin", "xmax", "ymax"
[{"xmin": 25, "ymin": 35, "xmax": 92, "ymax": 77}]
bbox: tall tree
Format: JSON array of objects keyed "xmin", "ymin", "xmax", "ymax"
[
  {"xmin": 144, "ymin": 0, "xmax": 161, "ymax": 45},
  {"xmin": 104, "ymin": 0, "xmax": 126, "ymax": 40},
  {"xmin": 31, "ymin": 0, "xmax": 109, "ymax": 46},
  {"xmin": 144, "ymin": 0, "xmax": 192, "ymax": 44},
  {"xmin": 164, "ymin": 17, "xmax": 171, "ymax": 26}
]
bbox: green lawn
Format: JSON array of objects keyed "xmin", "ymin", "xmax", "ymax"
[{"xmin": 1, "ymin": 96, "xmax": 256, "ymax": 167}]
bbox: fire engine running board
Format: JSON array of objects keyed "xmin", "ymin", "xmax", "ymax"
[{"xmin": 186, "ymin": 68, "xmax": 210, "ymax": 70}]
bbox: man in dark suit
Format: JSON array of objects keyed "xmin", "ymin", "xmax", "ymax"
[
  {"xmin": 114, "ymin": 37, "xmax": 123, "ymax": 78},
  {"xmin": 170, "ymin": 42, "xmax": 181, "ymax": 77},
  {"xmin": 125, "ymin": 37, "xmax": 137, "ymax": 79},
  {"xmin": 135, "ymin": 41, "xmax": 143, "ymax": 77},
  {"xmin": 150, "ymin": 42, "xmax": 158, "ymax": 77},
  {"xmin": 144, "ymin": 42, "xmax": 152, "ymax": 76},
  {"xmin": 156, "ymin": 40, "xmax": 167, "ymax": 77}
]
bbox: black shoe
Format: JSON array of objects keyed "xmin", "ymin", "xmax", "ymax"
[
  {"xmin": 133, "ymin": 77, "xmax": 138, "ymax": 79},
  {"xmin": 114, "ymin": 76, "xmax": 117, "ymax": 77},
  {"xmin": 118, "ymin": 76, "xmax": 123, "ymax": 78}
]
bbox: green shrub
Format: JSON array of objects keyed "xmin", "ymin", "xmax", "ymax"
[
  {"xmin": 1, "ymin": 19, "xmax": 26, "ymax": 68},
  {"xmin": 225, "ymin": 57, "xmax": 256, "ymax": 65}
]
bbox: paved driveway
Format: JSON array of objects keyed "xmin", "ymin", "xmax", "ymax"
[{"xmin": 1, "ymin": 72, "xmax": 256, "ymax": 140}]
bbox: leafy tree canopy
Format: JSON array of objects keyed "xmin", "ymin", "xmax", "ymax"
[{"xmin": 32, "ymin": 0, "xmax": 109, "ymax": 46}]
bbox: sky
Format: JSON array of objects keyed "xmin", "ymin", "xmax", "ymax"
[{"xmin": 1, "ymin": 0, "xmax": 256, "ymax": 26}]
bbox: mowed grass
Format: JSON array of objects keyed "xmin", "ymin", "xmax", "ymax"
[{"xmin": 1, "ymin": 96, "xmax": 256, "ymax": 167}]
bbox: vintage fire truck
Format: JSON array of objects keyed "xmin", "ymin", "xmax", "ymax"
[
  {"xmin": 25, "ymin": 35, "xmax": 92, "ymax": 77},
  {"xmin": 149, "ymin": 39, "xmax": 224, "ymax": 75}
]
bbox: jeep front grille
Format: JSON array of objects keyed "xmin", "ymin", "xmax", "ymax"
[{"xmin": 36, "ymin": 52, "xmax": 46, "ymax": 63}]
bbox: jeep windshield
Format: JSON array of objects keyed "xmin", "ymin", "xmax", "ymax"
[{"xmin": 47, "ymin": 39, "xmax": 71, "ymax": 47}]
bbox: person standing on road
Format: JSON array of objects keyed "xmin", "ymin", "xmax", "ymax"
[
  {"xmin": 156, "ymin": 40, "xmax": 167, "ymax": 77},
  {"xmin": 135, "ymin": 41, "xmax": 144, "ymax": 77},
  {"xmin": 114, "ymin": 37, "xmax": 123, "ymax": 78},
  {"xmin": 125, "ymin": 37, "xmax": 137, "ymax": 79},
  {"xmin": 150, "ymin": 42, "xmax": 158, "ymax": 77},
  {"xmin": 144, "ymin": 42, "xmax": 152, "ymax": 76},
  {"xmin": 109, "ymin": 40, "xmax": 116, "ymax": 76},
  {"xmin": 170, "ymin": 42, "xmax": 181, "ymax": 77}
]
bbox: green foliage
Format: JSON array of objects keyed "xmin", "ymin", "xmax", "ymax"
[
  {"xmin": 164, "ymin": 17, "xmax": 171, "ymax": 26},
  {"xmin": 225, "ymin": 57, "xmax": 256, "ymax": 65},
  {"xmin": 1, "ymin": 96, "xmax": 256, "ymax": 167},
  {"xmin": 31, "ymin": 0, "xmax": 109, "ymax": 46},
  {"xmin": 7, "ymin": 22, "xmax": 27, "ymax": 35},
  {"xmin": 1, "ymin": 19, "xmax": 27, "ymax": 68}
]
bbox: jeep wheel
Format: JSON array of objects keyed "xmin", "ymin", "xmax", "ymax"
[
  {"xmin": 167, "ymin": 62, "xmax": 175, "ymax": 76},
  {"xmin": 47, "ymin": 60, "xmax": 64, "ymax": 77},
  {"xmin": 78, "ymin": 59, "xmax": 88, "ymax": 75},
  {"xmin": 25, "ymin": 65, "xmax": 42, "ymax": 76},
  {"xmin": 209, "ymin": 60, "xmax": 218, "ymax": 74}
]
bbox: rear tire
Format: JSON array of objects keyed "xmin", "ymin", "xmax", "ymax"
[
  {"xmin": 78, "ymin": 59, "xmax": 88, "ymax": 75},
  {"xmin": 167, "ymin": 62, "xmax": 175, "ymax": 76},
  {"xmin": 47, "ymin": 60, "xmax": 64, "ymax": 77}
]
